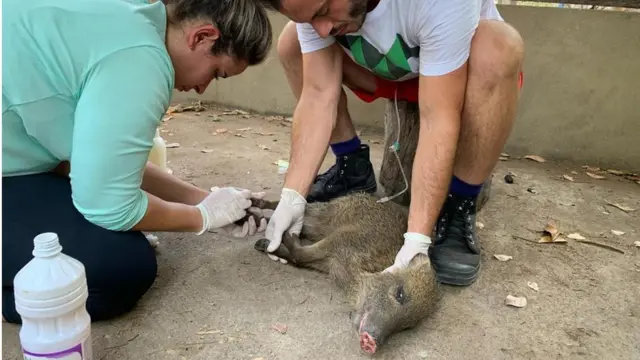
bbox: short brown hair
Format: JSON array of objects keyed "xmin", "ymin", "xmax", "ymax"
[{"xmin": 165, "ymin": 0, "xmax": 273, "ymax": 65}]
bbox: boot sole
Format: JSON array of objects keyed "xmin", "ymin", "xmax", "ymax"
[{"xmin": 431, "ymin": 261, "xmax": 481, "ymax": 286}]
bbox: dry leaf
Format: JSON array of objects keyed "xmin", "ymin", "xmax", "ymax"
[
  {"xmin": 586, "ymin": 172, "xmax": 605, "ymax": 180},
  {"xmin": 162, "ymin": 115, "xmax": 174, "ymax": 122},
  {"xmin": 505, "ymin": 295, "xmax": 527, "ymax": 308},
  {"xmin": 215, "ymin": 128, "xmax": 228, "ymax": 134},
  {"xmin": 201, "ymin": 149, "xmax": 214, "ymax": 153},
  {"xmin": 524, "ymin": 155, "xmax": 546, "ymax": 163},
  {"xmin": 253, "ymin": 358, "xmax": 265, "ymax": 360},
  {"xmin": 271, "ymin": 324, "xmax": 288, "ymax": 334},
  {"xmin": 567, "ymin": 233, "xmax": 586, "ymax": 240},
  {"xmin": 476, "ymin": 221, "xmax": 485, "ymax": 230},
  {"xmin": 611, "ymin": 230, "xmax": 625, "ymax": 236},
  {"xmin": 494, "ymin": 254, "xmax": 513, "ymax": 261},
  {"xmin": 166, "ymin": 142, "xmax": 180, "ymax": 148},
  {"xmin": 196, "ymin": 330, "xmax": 222, "ymax": 335},
  {"xmin": 538, "ymin": 222, "xmax": 566, "ymax": 243},
  {"xmin": 563, "ymin": 175, "xmax": 575, "ymax": 182},
  {"xmin": 222, "ymin": 109, "xmax": 249, "ymax": 116},
  {"xmin": 571, "ymin": 171, "xmax": 578, "ymax": 175},
  {"xmin": 634, "ymin": 241, "xmax": 640, "ymax": 248},
  {"xmin": 370, "ymin": 140, "xmax": 380, "ymax": 144},
  {"xmin": 606, "ymin": 202, "xmax": 636, "ymax": 212},
  {"xmin": 499, "ymin": 156, "xmax": 509, "ymax": 161},
  {"xmin": 259, "ymin": 145, "xmax": 270, "ymax": 150},
  {"xmin": 607, "ymin": 169, "xmax": 627, "ymax": 176},
  {"xmin": 582, "ymin": 165, "xmax": 600, "ymax": 172},
  {"xmin": 234, "ymin": 133, "xmax": 246, "ymax": 138},
  {"xmin": 527, "ymin": 282, "xmax": 539, "ymax": 292},
  {"xmin": 254, "ymin": 131, "xmax": 274, "ymax": 136},
  {"xmin": 166, "ymin": 104, "xmax": 184, "ymax": 114},
  {"xmin": 237, "ymin": 127, "xmax": 252, "ymax": 131},
  {"xmin": 501, "ymin": 152, "xmax": 510, "ymax": 157}
]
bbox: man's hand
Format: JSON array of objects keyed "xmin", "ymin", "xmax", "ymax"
[
  {"xmin": 264, "ymin": 188, "xmax": 307, "ymax": 263},
  {"xmin": 383, "ymin": 233, "xmax": 432, "ymax": 273},
  {"xmin": 195, "ymin": 187, "xmax": 252, "ymax": 234}
]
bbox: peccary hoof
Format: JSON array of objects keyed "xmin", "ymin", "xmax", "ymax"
[{"xmin": 254, "ymin": 238, "xmax": 270, "ymax": 252}]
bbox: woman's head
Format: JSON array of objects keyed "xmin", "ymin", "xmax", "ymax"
[{"xmin": 164, "ymin": 0, "xmax": 273, "ymax": 94}]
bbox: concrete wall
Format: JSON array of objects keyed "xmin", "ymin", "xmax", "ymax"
[{"xmin": 172, "ymin": 5, "xmax": 640, "ymax": 172}]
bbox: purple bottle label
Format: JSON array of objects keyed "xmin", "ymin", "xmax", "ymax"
[{"xmin": 22, "ymin": 340, "xmax": 92, "ymax": 360}]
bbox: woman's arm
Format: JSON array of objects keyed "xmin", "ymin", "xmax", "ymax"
[
  {"xmin": 70, "ymin": 45, "xmax": 203, "ymax": 233},
  {"xmin": 141, "ymin": 161, "xmax": 209, "ymax": 206}
]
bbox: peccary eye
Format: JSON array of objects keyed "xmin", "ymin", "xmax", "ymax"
[{"xmin": 395, "ymin": 285, "xmax": 407, "ymax": 305}]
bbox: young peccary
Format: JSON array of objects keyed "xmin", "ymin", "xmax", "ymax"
[{"xmin": 250, "ymin": 192, "xmax": 441, "ymax": 355}]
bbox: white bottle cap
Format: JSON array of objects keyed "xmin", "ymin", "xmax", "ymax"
[{"xmin": 32, "ymin": 232, "xmax": 63, "ymax": 258}]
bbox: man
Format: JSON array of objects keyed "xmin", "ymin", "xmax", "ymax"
[{"xmin": 259, "ymin": 0, "xmax": 524, "ymax": 286}]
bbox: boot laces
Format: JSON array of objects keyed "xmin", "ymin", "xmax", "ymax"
[{"xmin": 437, "ymin": 195, "xmax": 475, "ymax": 246}]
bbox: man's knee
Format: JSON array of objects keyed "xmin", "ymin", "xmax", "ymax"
[
  {"xmin": 276, "ymin": 21, "xmax": 301, "ymax": 68},
  {"xmin": 470, "ymin": 20, "xmax": 525, "ymax": 83}
]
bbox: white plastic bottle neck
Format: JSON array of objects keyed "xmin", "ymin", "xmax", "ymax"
[{"xmin": 32, "ymin": 232, "xmax": 63, "ymax": 258}]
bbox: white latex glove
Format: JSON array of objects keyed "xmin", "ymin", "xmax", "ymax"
[
  {"xmin": 264, "ymin": 188, "xmax": 306, "ymax": 263},
  {"xmin": 195, "ymin": 187, "xmax": 252, "ymax": 234},
  {"xmin": 383, "ymin": 232, "xmax": 432, "ymax": 273},
  {"xmin": 208, "ymin": 187, "xmax": 269, "ymax": 237}
]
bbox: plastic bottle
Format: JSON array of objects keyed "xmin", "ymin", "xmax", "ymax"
[
  {"xmin": 14, "ymin": 232, "xmax": 93, "ymax": 360},
  {"xmin": 147, "ymin": 128, "xmax": 168, "ymax": 171}
]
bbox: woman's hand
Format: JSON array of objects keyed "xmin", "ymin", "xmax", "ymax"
[{"xmin": 195, "ymin": 187, "xmax": 252, "ymax": 235}]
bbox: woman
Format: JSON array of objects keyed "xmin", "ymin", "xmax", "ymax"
[{"xmin": 2, "ymin": 0, "xmax": 273, "ymax": 323}]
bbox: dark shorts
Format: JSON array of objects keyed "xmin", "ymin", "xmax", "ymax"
[
  {"xmin": 347, "ymin": 71, "xmax": 525, "ymax": 103},
  {"xmin": 2, "ymin": 172, "xmax": 157, "ymax": 323}
]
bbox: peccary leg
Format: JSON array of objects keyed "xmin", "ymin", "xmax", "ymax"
[
  {"xmin": 234, "ymin": 198, "xmax": 280, "ymax": 226},
  {"xmin": 378, "ymin": 99, "xmax": 493, "ymax": 213}
]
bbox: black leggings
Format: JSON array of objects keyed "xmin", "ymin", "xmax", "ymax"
[{"xmin": 2, "ymin": 173, "xmax": 157, "ymax": 323}]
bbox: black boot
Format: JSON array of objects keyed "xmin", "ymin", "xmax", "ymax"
[
  {"xmin": 428, "ymin": 193, "xmax": 481, "ymax": 286},
  {"xmin": 306, "ymin": 144, "xmax": 377, "ymax": 203}
]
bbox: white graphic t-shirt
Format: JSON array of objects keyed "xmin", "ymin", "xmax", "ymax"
[{"xmin": 297, "ymin": 0, "xmax": 503, "ymax": 81}]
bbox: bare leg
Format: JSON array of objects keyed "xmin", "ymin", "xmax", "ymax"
[
  {"xmin": 453, "ymin": 20, "xmax": 525, "ymax": 184},
  {"xmin": 430, "ymin": 20, "xmax": 525, "ymax": 286},
  {"xmin": 277, "ymin": 22, "xmax": 376, "ymax": 144}
]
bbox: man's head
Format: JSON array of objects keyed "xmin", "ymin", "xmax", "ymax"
[
  {"xmin": 258, "ymin": 0, "xmax": 369, "ymax": 38},
  {"xmin": 164, "ymin": 0, "xmax": 273, "ymax": 94}
]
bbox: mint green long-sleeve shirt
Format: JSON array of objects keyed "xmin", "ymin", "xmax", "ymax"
[{"xmin": 2, "ymin": 0, "xmax": 175, "ymax": 231}]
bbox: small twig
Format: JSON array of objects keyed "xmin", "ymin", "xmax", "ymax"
[
  {"xmin": 575, "ymin": 239, "xmax": 625, "ymax": 254},
  {"xmin": 102, "ymin": 334, "xmax": 139, "ymax": 351},
  {"xmin": 99, "ymin": 334, "xmax": 140, "ymax": 360},
  {"xmin": 297, "ymin": 296, "xmax": 309, "ymax": 305},
  {"xmin": 512, "ymin": 234, "xmax": 536, "ymax": 243}
]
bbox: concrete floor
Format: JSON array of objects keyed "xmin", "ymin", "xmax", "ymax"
[{"xmin": 3, "ymin": 104, "xmax": 640, "ymax": 360}]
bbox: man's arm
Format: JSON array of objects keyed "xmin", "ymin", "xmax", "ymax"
[
  {"xmin": 283, "ymin": 43, "xmax": 344, "ymax": 196},
  {"xmin": 70, "ymin": 46, "xmax": 202, "ymax": 233},
  {"xmin": 407, "ymin": 0, "xmax": 480, "ymax": 235},
  {"xmin": 407, "ymin": 66, "xmax": 467, "ymax": 235}
]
